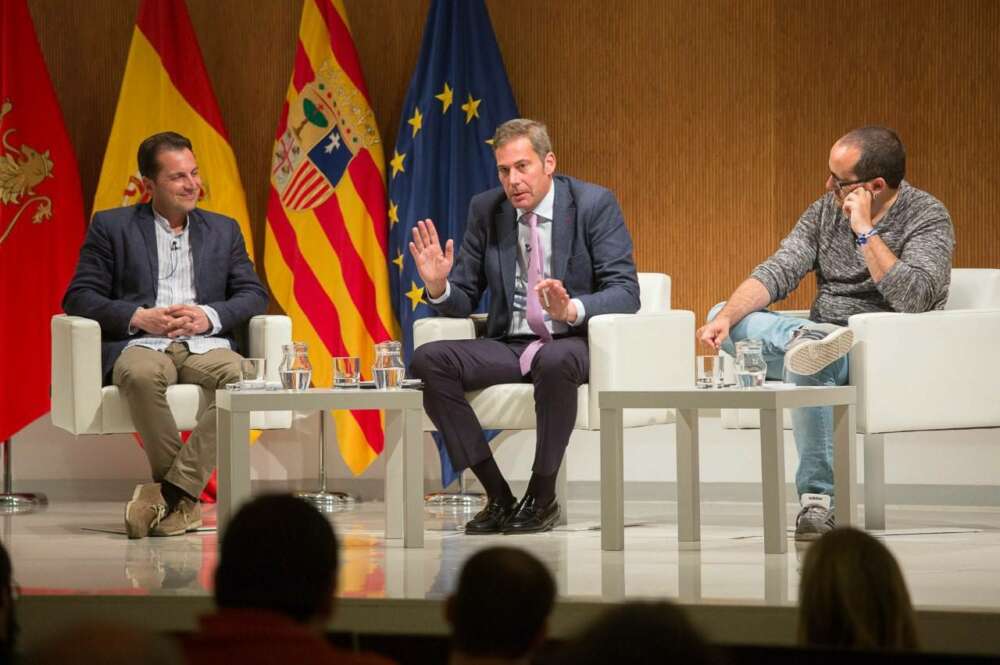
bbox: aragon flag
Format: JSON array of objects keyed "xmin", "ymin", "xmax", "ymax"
[
  {"xmin": 0, "ymin": 0, "xmax": 85, "ymax": 441},
  {"xmin": 92, "ymin": 0, "xmax": 253, "ymax": 256},
  {"xmin": 265, "ymin": 0, "xmax": 396, "ymax": 475}
]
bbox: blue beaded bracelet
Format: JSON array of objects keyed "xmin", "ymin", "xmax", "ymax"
[{"xmin": 856, "ymin": 227, "xmax": 880, "ymax": 246}]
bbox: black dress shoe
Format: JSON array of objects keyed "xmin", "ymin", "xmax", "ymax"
[
  {"xmin": 465, "ymin": 497, "xmax": 517, "ymax": 534},
  {"xmin": 503, "ymin": 494, "xmax": 560, "ymax": 534}
]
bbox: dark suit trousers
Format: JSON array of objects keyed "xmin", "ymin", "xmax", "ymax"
[{"xmin": 410, "ymin": 335, "xmax": 589, "ymax": 476}]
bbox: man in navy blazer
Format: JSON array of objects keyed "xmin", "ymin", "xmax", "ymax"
[
  {"xmin": 410, "ymin": 119, "xmax": 639, "ymax": 534},
  {"xmin": 63, "ymin": 132, "xmax": 267, "ymax": 539}
]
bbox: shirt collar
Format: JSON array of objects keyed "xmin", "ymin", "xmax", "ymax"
[
  {"xmin": 515, "ymin": 179, "xmax": 555, "ymax": 223},
  {"xmin": 152, "ymin": 207, "xmax": 189, "ymax": 236}
]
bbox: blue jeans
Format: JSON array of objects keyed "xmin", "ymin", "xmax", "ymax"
[{"xmin": 707, "ymin": 303, "xmax": 849, "ymax": 501}]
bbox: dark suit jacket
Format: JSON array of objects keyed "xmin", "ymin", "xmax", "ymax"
[
  {"xmin": 431, "ymin": 174, "xmax": 640, "ymax": 336},
  {"xmin": 62, "ymin": 203, "xmax": 268, "ymax": 383}
]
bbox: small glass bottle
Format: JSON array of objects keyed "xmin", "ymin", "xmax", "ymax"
[
  {"xmin": 735, "ymin": 339, "xmax": 767, "ymax": 388},
  {"xmin": 372, "ymin": 341, "xmax": 405, "ymax": 390},
  {"xmin": 278, "ymin": 342, "xmax": 312, "ymax": 391}
]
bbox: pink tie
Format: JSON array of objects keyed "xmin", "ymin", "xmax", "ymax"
[{"xmin": 519, "ymin": 213, "xmax": 552, "ymax": 375}]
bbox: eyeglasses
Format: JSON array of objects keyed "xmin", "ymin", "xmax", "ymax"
[{"xmin": 829, "ymin": 175, "xmax": 870, "ymax": 196}]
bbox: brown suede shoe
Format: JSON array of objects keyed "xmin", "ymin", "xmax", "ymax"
[
  {"xmin": 150, "ymin": 496, "xmax": 203, "ymax": 537},
  {"xmin": 124, "ymin": 483, "xmax": 167, "ymax": 539}
]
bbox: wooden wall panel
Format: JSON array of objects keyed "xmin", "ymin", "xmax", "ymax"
[{"xmin": 27, "ymin": 0, "xmax": 1000, "ymax": 329}]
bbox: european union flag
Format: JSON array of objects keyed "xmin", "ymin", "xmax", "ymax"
[{"xmin": 388, "ymin": 0, "xmax": 518, "ymax": 487}]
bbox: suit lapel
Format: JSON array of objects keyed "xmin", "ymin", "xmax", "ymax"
[
  {"xmin": 188, "ymin": 210, "xmax": 205, "ymax": 300},
  {"xmin": 495, "ymin": 202, "xmax": 518, "ymax": 312},
  {"xmin": 135, "ymin": 204, "xmax": 159, "ymax": 296},
  {"xmin": 551, "ymin": 177, "xmax": 574, "ymax": 280}
]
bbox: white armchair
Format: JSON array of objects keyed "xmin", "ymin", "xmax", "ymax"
[
  {"xmin": 413, "ymin": 273, "xmax": 696, "ymax": 523},
  {"xmin": 51, "ymin": 315, "xmax": 293, "ymax": 435},
  {"xmin": 719, "ymin": 269, "xmax": 1000, "ymax": 529}
]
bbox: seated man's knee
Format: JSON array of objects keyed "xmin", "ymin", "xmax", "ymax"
[
  {"xmin": 533, "ymin": 345, "xmax": 584, "ymax": 383},
  {"xmin": 410, "ymin": 342, "xmax": 450, "ymax": 380},
  {"xmin": 116, "ymin": 362, "xmax": 170, "ymax": 394},
  {"xmin": 707, "ymin": 301, "xmax": 728, "ymax": 323}
]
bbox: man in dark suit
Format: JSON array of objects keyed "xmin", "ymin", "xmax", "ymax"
[
  {"xmin": 410, "ymin": 119, "xmax": 639, "ymax": 534},
  {"xmin": 63, "ymin": 131, "xmax": 267, "ymax": 539}
]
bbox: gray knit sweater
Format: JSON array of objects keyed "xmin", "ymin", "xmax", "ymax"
[{"xmin": 751, "ymin": 181, "xmax": 955, "ymax": 326}]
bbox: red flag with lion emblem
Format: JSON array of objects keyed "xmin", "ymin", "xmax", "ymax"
[{"xmin": 0, "ymin": 0, "xmax": 85, "ymax": 440}]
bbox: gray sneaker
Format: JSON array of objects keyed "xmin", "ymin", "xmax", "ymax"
[
  {"xmin": 124, "ymin": 483, "xmax": 167, "ymax": 539},
  {"xmin": 795, "ymin": 493, "xmax": 835, "ymax": 541},
  {"xmin": 785, "ymin": 323, "xmax": 853, "ymax": 375}
]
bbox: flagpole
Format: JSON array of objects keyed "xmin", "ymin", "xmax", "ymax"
[
  {"xmin": 0, "ymin": 437, "xmax": 47, "ymax": 514},
  {"xmin": 425, "ymin": 471, "xmax": 486, "ymax": 510}
]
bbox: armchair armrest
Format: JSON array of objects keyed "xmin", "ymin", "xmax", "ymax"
[
  {"xmin": 587, "ymin": 310, "xmax": 695, "ymax": 429},
  {"xmin": 51, "ymin": 315, "xmax": 104, "ymax": 435},
  {"xmin": 849, "ymin": 308, "xmax": 1000, "ymax": 433},
  {"xmin": 413, "ymin": 317, "xmax": 476, "ymax": 350}
]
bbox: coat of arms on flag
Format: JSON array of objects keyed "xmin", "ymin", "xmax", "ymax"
[{"xmin": 272, "ymin": 62, "xmax": 380, "ymax": 212}]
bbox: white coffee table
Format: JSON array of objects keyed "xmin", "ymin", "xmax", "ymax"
[
  {"xmin": 598, "ymin": 385, "xmax": 856, "ymax": 554},
  {"xmin": 216, "ymin": 388, "xmax": 425, "ymax": 547}
]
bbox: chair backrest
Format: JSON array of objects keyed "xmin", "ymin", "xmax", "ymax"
[
  {"xmin": 637, "ymin": 272, "xmax": 670, "ymax": 314},
  {"xmin": 945, "ymin": 269, "xmax": 1000, "ymax": 309}
]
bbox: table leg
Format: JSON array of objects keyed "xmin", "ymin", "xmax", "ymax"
[
  {"xmin": 600, "ymin": 407, "xmax": 624, "ymax": 551},
  {"xmin": 403, "ymin": 407, "xmax": 423, "ymax": 548},
  {"xmin": 216, "ymin": 405, "xmax": 250, "ymax": 538},
  {"xmin": 383, "ymin": 409, "xmax": 403, "ymax": 540},
  {"xmin": 833, "ymin": 403, "xmax": 857, "ymax": 528},
  {"xmin": 759, "ymin": 408, "xmax": 787, "ymax": 554},
  {"xmin": 676, "ymin": 408, "xmax": 701, "ymax": 544}
]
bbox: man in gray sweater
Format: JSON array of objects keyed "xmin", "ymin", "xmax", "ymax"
[{"xmin": 698, "ymin": 126, "xmax": 954, "ymax": 541}]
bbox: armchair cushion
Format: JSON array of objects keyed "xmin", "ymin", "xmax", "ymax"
[
  {"xmin": 51, "ymin": 314, "xmax": 293, "ymax": 435},
  {"xmin": 849, "ymin": 308, "xmax": 1000, "ymax": 434}
]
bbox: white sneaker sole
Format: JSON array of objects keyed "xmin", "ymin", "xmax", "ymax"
[{"xmin": 786, "ymin": 327, "xmax": 854, "ymax": 375}]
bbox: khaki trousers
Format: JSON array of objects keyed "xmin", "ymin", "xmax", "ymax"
[{"xmin": 113, "ymin": 343, "xmax": 242, "ymax": 498}]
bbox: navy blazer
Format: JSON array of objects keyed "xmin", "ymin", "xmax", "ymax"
[
  {"xmin": 62, "ymin": 204, "xmax": 268, "ymax": 383},
  {"xmin": 432, "ymin": 175, "xmax": 640, "ymax": 337}
]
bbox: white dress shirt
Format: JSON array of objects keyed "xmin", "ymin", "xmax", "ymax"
[
  {"xmin": 126, "ymin": 210, "xmax": 229, "ymax": 354},
  {"xmin": 429, "ymin": 182, "xmax": 585, "ymax": 335}
]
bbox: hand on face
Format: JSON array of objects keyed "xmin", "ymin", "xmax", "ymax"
[
  {"xmin": 408, "ymin": 219, "xmax": 453, "ymax": 299},
  {"xmin": 841, "ymin": 186, "xmax": 876, "ymax": 235},
  {"xmin": 535, "ymin": 278, "xmax": 578, "ymax": 323}
]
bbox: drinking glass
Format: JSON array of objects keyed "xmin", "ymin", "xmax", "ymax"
[
  {"xmin": 735, "ymin": 340, "xmax": 767, "ymax": 388},
  {"xmin": 332, "ymin": 356, "xmax": 361, "ymax": 388},
  {"xmin": 696, "ymin": 355, "xmax": 720, "ymax": 389},
  {"xmin": 239, "ymin": 358, "xmax": 266, "ymax": 389}
]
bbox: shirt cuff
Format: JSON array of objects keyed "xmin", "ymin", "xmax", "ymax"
[
  {"xmin": 199, "ymin": 305, "xmax": 223, "ymax": 335},
  {"xmin": 427, "ymin": 281, "xmax": 451, "ymax": 304},
  {"xmin": 128, "ymin": 307, "xmax": 142, "ymax": 335},
  {"xmin": 569, "ymin": 298, "xmax": 586, "ymax": 326}
]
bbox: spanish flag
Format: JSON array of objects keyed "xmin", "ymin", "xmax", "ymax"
[
  {"xmin": 92, "ymin": 0, "xmax": 253, "ymax": 255},
  {"xmin": 265, "ymin": 0, "xmax": 395, "ymax": 474}
]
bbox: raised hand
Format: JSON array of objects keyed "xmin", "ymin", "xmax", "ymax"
[
  {"xmin": 535, "ymin": 278, "xmax": 578, "ymax": 323},
  {"xmin": 408, "ymin": 219, "xmax": 454, "ymax": 298}
]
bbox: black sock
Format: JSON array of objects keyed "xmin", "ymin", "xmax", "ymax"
[
  {"xmin": 470, "ymin": 457, "xmax": 513, "ymax": 504},
  {"xmin": 161, "ymin": 481, "xmax": 194, "ymax": 511},
  {"xmin": 526, "ymin": 470, "xmax": 557, "ymax": 506}
]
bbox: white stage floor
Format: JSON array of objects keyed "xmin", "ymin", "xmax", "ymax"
[{"xmin": 7, "ymin": 499, "xmax": 1000, "ymax": 654}]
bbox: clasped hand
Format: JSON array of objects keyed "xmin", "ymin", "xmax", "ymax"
[{"xmin": 131, "ymin": 305, "xmax": 210, "ymax": 338}]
